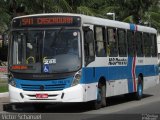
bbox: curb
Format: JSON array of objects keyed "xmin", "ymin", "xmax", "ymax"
[{"xmin": 0, "ymin": 92, "xmax": 9, "ymax": 98}]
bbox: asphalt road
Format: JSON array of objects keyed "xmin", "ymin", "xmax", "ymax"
[{"xmin": 0, "ymin": 83, "xmax": 160, "ymax": 120}]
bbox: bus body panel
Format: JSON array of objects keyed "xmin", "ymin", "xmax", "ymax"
[{"xmin": 9, "ymin": 84, "xmax": 85, "ymax": 103}]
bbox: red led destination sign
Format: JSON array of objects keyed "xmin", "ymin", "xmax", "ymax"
[
  {"xmin": 13, "ymin": 16, "xmax": 81, "ymax": 28},
  {"xmin": 22, "ymin": 17, "xmax": 73, "ymax": 25}
]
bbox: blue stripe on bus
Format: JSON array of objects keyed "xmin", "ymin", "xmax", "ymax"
[
  {"xmin": 15, "ymin": 64, "xmax": 158, "ymax": 92},
  {"xmin": 81, "ymin": 61, "xmax": 158, "ymax": 93},
  {"xmin": 81, "ymin": 65, "xmax": 158, "ymax": 83},
  {"xmin": 14, "ymin": 57, "xmax": 158, "ymax": 93},
  {"xmin": 127, "ymin": 56, "xmax": 134, "ymax": 92},
  {"xmin": 130, "ymin": 24, "xmax": 135, "ymax": 31}
]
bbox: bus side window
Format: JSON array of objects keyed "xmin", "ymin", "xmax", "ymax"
[
  {"xmin": 127, "ymin": 30, "xmax": 134, "ymax": 56},
  {"xmin": 151, "ymin": 34, "xmax": 157, "ymax": 57},
  {"xmin": 107, "ymin": 28, "xmax": 118, "ymax": 57},
  {"xmin": 143, "ymin": 33, "xmax": 151, "ymax": 57},
  {"xmin": 83, "ymin": 27, "xmax": 95, "ymax": 65},
  {"xmin": 94, "ymin": 26, "xmax": 106, "ymax": 57},
  {"xmin": 117, "ymin": 29, "xmax": 127, "ymax": 57},
  {"xmin": 135, "ymin": 32, "xmax": 143, "ymax": 57}
]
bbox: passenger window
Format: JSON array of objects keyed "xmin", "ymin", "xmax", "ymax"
[
  {"xmin": 95, "ymin": 26, "xmax": 106, "ymax": 57},
  {"xmin": 151, "ymin": 34, "xmax": 157, "ymax": 57},
  {"xmin": 127, "ymin": 30, "xmax": 135, "ymax": 56},
  {"xmin": 144, "ymin": 33, "xmax": 151, "ymax": 57},
  {"xmin": 135, "ymin": 32, "xmax": 143, "ymax": 57},
  {"xmin": 107, "ymin": 28, "xmax": 118, "ymax": 57},
  {"xmin": 117, "ymin": 29, "xmax": 126, "ymax": 57}
]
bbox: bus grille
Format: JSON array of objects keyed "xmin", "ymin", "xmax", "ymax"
[{"xmin": 20, "ymin": 84, "xmax": 66, "ymax": 91}]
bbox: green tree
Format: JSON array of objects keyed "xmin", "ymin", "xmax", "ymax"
[
  {"xmin": 0, "ymin": 0, "xmax": 11, "ymax": 33},
  {"xmin": 0, "ymin": 0, "xmax": 160, "ymax": 33},
  {"xmin": 98, "ymin": 0, "xmax": 160, "ymax": 32}
]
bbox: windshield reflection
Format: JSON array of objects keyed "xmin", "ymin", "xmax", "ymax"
[
  {"xmin": 11, "ymin": 29, "xmax": 81, "ymax": 73},
  {"xmin": 43, "ymin": 29, "xmax": 81, "ymax": 73}
]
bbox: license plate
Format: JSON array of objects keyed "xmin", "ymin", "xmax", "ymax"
[{"xmin": 36, "ymin": 94, "xmax": 48, "ymax": 98}]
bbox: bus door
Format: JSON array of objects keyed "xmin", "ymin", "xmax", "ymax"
[{"xmin": 83, "ymin": 24, "xmax": 96, "ymax": 101}]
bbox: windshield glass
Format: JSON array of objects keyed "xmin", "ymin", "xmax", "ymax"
[{"xmin": 11, "ymin": 29, "xmax": 81, "ymax": 73}]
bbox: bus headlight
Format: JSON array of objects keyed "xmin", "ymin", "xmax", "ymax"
[{"xmin": 72, "ymin": 70, "xmax": 82, "ymax": 86}]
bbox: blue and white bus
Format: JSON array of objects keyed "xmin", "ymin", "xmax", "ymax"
[{"xmin": 8, "ymin": 13, "xmax": 159, "ymax": 109}]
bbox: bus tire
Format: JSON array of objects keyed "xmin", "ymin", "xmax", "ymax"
[
  {"xmin": 135, "ymin": 76, "xmax": 143, "ymax": 100},
  {"xmin": 93, "ymin": 80, "xmax": 106, "ymax": 109}
]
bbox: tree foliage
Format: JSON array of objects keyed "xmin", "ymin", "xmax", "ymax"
[{"xmin": 0, "ymin": 0, "xmax": 160, "ymax": 33}]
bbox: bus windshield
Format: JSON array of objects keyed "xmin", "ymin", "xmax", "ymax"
[{"xmin": 10, "ymin": 29, "xmax": 81, "ymax": 73}]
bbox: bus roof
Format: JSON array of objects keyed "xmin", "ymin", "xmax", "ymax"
[{"xmin": 13, "ymin": 13, "xmax": 157, "ymax": 34}]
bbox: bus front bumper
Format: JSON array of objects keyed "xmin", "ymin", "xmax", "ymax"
[{"xmin": 9, "ymin": 84, "xmax": 85, "ymax": 103}]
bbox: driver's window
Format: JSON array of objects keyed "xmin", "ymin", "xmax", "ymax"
[
  {"xmin": 26, "ymin": 31, "xmax": 43, "ymax": 64},
  {"xmin": 83, "ymin": 27, "xmax": 95, "ymax": 65}
]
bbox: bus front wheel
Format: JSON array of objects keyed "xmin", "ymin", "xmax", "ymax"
[{"xmin": 93, "ymin": 80, "xmax": 106, "ymax": 109}]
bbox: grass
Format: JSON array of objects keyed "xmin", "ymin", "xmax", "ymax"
[
  {"xmin": 0, "ymin": 79, "xmax": 7, "ymax": 83},
  {"xmin": 0, "ymin": 85, "xmax": 8, "ymax": 93},
  {"xmin": 0, "ymin": 78, "xmax": 8, "ymax": 93}
]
